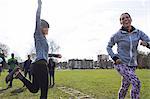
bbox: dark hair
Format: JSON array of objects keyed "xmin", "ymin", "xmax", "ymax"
[
  {"xmin": 11, "ymin": 53, "xmax": 14, "ymax": 57},
  {"xmin": 40, "ymin": 19, "xmax": 50, "ymax": 28},
  {"xmin": 120, "ymin": 13, "xmax": 131, "ymax": 21}
]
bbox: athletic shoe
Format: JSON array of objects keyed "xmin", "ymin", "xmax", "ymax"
[
  {"xmin": 13, "ymin": 69, "xmax": 22, "ymax": 79},
  {"xmin": 5, "ymin": 67, "xmax": 20, "ymax": 83}
]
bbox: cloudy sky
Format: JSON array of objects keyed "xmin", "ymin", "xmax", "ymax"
[{"xmin": 0, "ymin": 0, "xmax": 150, "ymax": 61}]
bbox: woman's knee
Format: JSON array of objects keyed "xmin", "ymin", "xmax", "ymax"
[
  {"xmin": 132, "ymin": 79, "xmax": 141, "ymax": 90},
  {"xmin": 136, "ymin": 79, "xmax": 141, "ymax": 89}
]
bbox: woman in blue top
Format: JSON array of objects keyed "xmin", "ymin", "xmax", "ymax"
[
  {"xmin": 5, "ymin": 0, "xmax": 60, "ymax": 99},
  {"xmin": 107, "ymin": 13, "xmax": 150, "ymax": 99}
]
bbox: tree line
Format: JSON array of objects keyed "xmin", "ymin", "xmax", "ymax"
[
  {"xmin": 137, "ymin": 51, "xmax": 150, "ymax": 69},
  {"xmin": 0, "ymin": 42, "xmax": 150, "ymax": 69}
]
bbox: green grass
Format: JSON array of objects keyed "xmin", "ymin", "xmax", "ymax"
[{"xmin": 0, "ymin": 69, "xmax": 150, "ymax": 99}]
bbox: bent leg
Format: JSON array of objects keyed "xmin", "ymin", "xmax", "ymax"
[
  {"xmin": 119, "ymin": 78, "xmax": 130, "ymax": 99},
  {"xmin": 114, "ymin": 64, "xmax": 141, "ymax": 99},
  {"xmin": 17, "ymin": 71, "xmax": 39, "ymax": 93}
]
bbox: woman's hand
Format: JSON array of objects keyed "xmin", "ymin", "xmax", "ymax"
[
  {"xmin": 57, "ymin": 54, "xmax": 62, "ymax": 58},
  {"xmin": 115, "ymin": 59, "xmax": 122, "ymax": 64},
  {"xmin": 140, "ymin": 41, "xmax": 148, "ymax": 47}
]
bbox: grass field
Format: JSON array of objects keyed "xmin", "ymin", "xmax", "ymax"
[{"xmin": 0, "ymin": 69, "xmax": 150, "ymax": 99}]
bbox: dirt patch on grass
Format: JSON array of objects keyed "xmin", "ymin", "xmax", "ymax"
[{"xmin": 58, "ymin": 86, "xmax": 94, "ymax": 99}]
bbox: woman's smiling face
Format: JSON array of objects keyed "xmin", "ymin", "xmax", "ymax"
[{"xmin": 120, "ymin": 13, "xmax": 132, "ymax": 28}]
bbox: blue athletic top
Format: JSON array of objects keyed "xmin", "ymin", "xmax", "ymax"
[
  {"xmin": 107, "ymin": 26, "xmax": 150, "ymax": 66},
  {"xmin": 34, "ymin": 0, "xmax": 49, "ymax": 62}
]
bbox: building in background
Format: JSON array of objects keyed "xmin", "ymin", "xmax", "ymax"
[
  {"xmin": 68, "ymin": 59, "xmax": 93, "ymax": 69},
  {"xmin": 58, "ymin": 54, "xmax": 113, "ymax": 69},
  {"xmin": 57, "ymin": 61, "xmax": 68, "ymax": 69},
  {"xmin": 96, "ymin": 54, "xmax": 113, "ymax": 69}
]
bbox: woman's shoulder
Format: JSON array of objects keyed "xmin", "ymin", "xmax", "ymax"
[{"xmin": 111, "ymin": 30, "xmax": 122, "ymax": 38}]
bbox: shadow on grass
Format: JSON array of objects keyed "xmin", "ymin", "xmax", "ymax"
[
  {"xmin": 10, "ymin": 87, "xmax": 27, "ymax": 95},
  {"xmin": 0, "ymin": 87, "xmax": 10, "ymax": 94}
]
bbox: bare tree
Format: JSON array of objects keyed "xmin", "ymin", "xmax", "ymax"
[
  {"xmin": 137, "ymin": 51, "xmax": 150, "ymax": 69},
  {"xmin": 48, "ymin": 40, "xmax": 60, "ymax": 54},
  {"xmin": 28, "ymin": 40, "xmax": 60, "ymax": 60},
  {"xmin": 0, "ymin": 42, "xmax": 9, "ymax": 68},
  {"xmin": 28, "ymin": 44, "xmax": 36, "ymax": 61},
  {"xmin": 0, "ymin": 42, "xmax": 9, "ymax": 57}
]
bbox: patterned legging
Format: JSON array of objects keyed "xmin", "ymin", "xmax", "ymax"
[{"xmin": 114, "ymin": 64, "xmax": 141, "ymax": 99}]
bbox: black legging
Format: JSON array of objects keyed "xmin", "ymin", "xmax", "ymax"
[
  {"xmin": 48, "ymin": 59, "xmax": 55, "ymax": 86},
  {"xmin": 19, "ymin": 60, "xmax": 48, "ymax": 99},
  {"xmin": 24, "ymin": 69, "xmax": 31, "ymax": 81},
  {"xmin": 8, "ymin": 69, "xmax": 13, "ymax": 87},
  {"xmin": 49, "ymin": 70, "xmax": 55, "ymax": 86}
]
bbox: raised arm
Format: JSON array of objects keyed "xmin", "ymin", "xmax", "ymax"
[
  {"xmin": 35, "ymin": 0, "xmax": 42, "ymax": 32},
  {"xmin": 34, "ymin": 0, "xmax": 45, "ymax": 40}
]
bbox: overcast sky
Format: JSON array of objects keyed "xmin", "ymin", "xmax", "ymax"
[{"xmin": 0, "ymin": 0, "xmax": 150, "ymax": 61}]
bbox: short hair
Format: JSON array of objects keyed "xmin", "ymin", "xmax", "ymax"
[
  {"xmin": 40, "ymin": 19, "xmax": 50, "ymax": 28},
  {"xmin": 11, "ymin": 53, "xmax": 14, "ymax": 57},
  {"xmin": 120, "ymin": 13, "xmax": 131, "ymax": 21}
]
